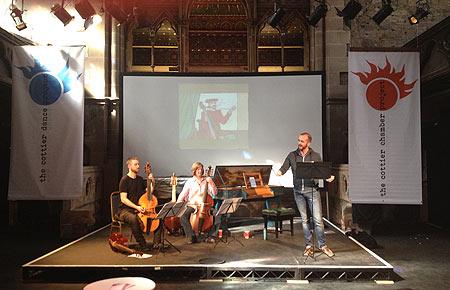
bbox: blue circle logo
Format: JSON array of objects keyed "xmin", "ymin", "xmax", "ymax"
[{"xmin": 29, "ymin": 73, "xmax": 63, "ymax": 105}]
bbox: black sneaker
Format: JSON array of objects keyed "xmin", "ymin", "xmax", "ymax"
[
  {"xmin": 188, "ymin": 235, "xmax": 198, "ymax": 244},
  {"xmin": 134, "ymin": 243, "xmax": 152, "ymax": 253}
]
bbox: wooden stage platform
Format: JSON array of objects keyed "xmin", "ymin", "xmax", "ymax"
[{"xmin": 23, "ymin": 218, "xmax": 393, "ymax": 283}]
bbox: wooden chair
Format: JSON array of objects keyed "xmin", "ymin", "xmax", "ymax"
[{"xmin": 110, "ymin": 191, "xmax": 133, "ymax": 241}]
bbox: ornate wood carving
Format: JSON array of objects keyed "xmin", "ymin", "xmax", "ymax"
[{"xmin": 127, "ymin": 0, "xmax": 310, "ymax": 72}]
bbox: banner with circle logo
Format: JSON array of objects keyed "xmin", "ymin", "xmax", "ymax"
[
  {"xmin": 348, "ymin": 51, "xmax": 422, "ymax": 204},
  {"xmin": 8, "ymin": 46, "xmax": 84, "ymax": 200}
]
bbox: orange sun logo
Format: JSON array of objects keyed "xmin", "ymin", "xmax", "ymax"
[{"xmin": 352, "ymin": 57, "xmax": 417, "ymax": 111}]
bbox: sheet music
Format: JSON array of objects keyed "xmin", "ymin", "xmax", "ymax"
[{"xmin": 249, "ymin": 176, "xmax": 257, "ymax": 188}]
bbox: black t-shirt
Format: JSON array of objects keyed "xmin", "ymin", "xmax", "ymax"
[{"xmin": 118, "ymin": 175, "xmax": 146, "ymax": 212}]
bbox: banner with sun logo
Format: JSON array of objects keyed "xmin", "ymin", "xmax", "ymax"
[
  {"xmin": 348, "ymin": 51, "xmax": 422, "ymax": 204},
  {"xmin": 8, "ymin": 46, "xmax": 85, "ymax": 200}
]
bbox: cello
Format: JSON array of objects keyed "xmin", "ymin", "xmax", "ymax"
[
  {"xmin": 138, "ymin": 162, "xmax": 160, "ymax": 233},
  {"xmin": 164, "ymin": 173, "xmax": 181, "ymax": 234},
  {"xmin": 189, "ymin": 165, "xmax": 214, "ymax": 235}
]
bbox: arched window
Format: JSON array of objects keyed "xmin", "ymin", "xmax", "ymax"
[
  {"xmin": 283, "ymin": 18, "xmax": 305, "ymax": 71},
  {"xmin": 257, "ymin": 15, "xmax": 306, "ymax": 72},
  {"xmin": 131, "ymin": 20, "xmax": 179, "ymax": 72},
  {"xmin": 257, "ymin": 23, "xmax": 282, "ymax": 72},
  {"xmin": 154, "ymin": 20, "xmax": 178, "ymax": 71}
]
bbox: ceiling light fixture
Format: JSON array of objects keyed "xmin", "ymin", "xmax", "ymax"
[
  {"xmin": 104, "ymin": 1, "xmax": 128, "ymax": 25},
  {"xmin": 51, "ymin": 1, "xmax": 74, "ymax": 26},
  {"xmin": 308, "ymin": 1, "xmax": 328, "ymax": 27},
  {"xmin": 408, "ymin": 0, "xmax": 430, "ymax": 25},
  {"xmin": 267, "ymin": 2, "xmax": 285, "ymax": 28},
  {"xmin": 10, "ymin": 3, "xmax": 27, "ymax": 31},
  {"xmin": 336, "ymin": 0, "xmax": 362, "ymax": 28},
  {"xmin": 372, "ymin": 0, "xmax": 394, "ymax": 25}
]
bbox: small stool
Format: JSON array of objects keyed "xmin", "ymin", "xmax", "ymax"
[{"xmin": 262, "ymin": 207, "xmax": 295, "ymax": 240}]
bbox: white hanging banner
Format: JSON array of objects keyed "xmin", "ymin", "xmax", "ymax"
[
  {"xmin": 8, "ymin": 46, "xmax": 85, "ymax": 200},
  {"xmin": 348, "ymin": 51, "xmax": 422, "ymax": 204}
]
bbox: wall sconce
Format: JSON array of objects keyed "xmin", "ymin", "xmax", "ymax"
[
  {"xmin": 51, "ymin": 2, "xmax": 74, "ymax": 26},
  {"xmin": 336, "ymin": 0, "xmax": 362, "ymax": 27},
  {"xmin": 10, "ymin": 4, "xmax": 27, "ymax": 31},
  {"xmin": 372, "ymin": 0, "xmax": 394, "ymax": 25},
  {"xmin": 408, "ymin": 0, "xmax": 430, "ymax": 25},
  {"xmin": 308, "ymin": 1, "xmax": 328, "ymax": 27}
]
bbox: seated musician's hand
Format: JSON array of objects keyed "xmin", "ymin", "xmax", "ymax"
[
  {"xmin": 137, "ymin": 206, "xmax": 146, "ymax": 213},
  {"xmin": 326, "ymin": 175, "xmax": 335, "ymax": 182}
]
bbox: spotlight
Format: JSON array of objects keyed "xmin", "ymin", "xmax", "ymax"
[
  {"xmin": 9, "ymin": 4, "xmax": 27, "ymax": 31},
  {"xmin": 51, "ymin": 3, "xmax": 74, "ymax": 26},
  {"xmin": 267, "ymin": 7, "xmax": 285, "ymax": 28},
  {"xmin": 336, "ymin": 0, "xmax": 362, "ymax": 27},
  {"xmin": 75, "ymin": 0, "xmax": 95, "ymax": 19},
  {"xmin": 75, "ymin": 0, "xmax": 101, "ymax": 30},
  {"xmin": 408, "ymin": 0, "xmax": 430, "ymax": 25},
  {"xmin": 372, "ymin": 0, "xmax": 394, "ymax": 25},
  {"xmin": 104, "ymin": 2, "xmax": 128, "ymax": 24},
  {"xmin": 308, "ymin": 1, "xmax": 328, "ymax": 27}
]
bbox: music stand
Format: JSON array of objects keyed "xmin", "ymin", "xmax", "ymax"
[
  {"xmin": 155, "ymin": 201, "xmax": 187, "ymax": 253},
  {"xmin": 214, "ymin": 197, "xmax": 244, "ymax": 248},
  {"xmin": 295, "ymin": 161, "xmax": 333, "ymax": 262}
]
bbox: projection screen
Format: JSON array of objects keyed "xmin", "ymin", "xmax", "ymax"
[{"xmin": 122, "ymin": 73, "xmax": 324, "ymax": 186}]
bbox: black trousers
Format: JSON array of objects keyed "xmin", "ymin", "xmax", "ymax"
[{"xmin": 118, "ymin": 209, "xmax": 162, "ymax": 247}]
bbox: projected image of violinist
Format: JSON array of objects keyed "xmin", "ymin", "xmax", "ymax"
[
  {"xmin": 179, "ymin": 84, "xmax": 249, "ymax": 149},
  {"xmin": 197, "ymin": 96, "xmax": 236, "ymax": 140}
]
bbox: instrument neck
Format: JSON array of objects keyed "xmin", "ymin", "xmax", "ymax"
[
  {"xmin": 170, "ymin": 173, "xmax": 177, "ymax": 202},
  {"xmin": 203, "ymin": 179, "xmax": 209, "ymax": 202},
  {"xmin": 146, "ymin": 176, "xmax": 153, "ymax": 199},
  {"xmin": 171, "ymin": 184, "xmax": 176, "ymax": 202},
  {"xmin": 203, "ymin": 165, "xmax": 212, "ymax": 202}
]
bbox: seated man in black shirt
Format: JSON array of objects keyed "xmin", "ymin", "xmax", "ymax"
[{"xmin": 118, "ymin": 156, "xmax": 162, "ymax": 251}]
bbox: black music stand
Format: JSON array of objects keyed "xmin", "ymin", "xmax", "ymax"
[
  {"xmin": 155, "ymin": 201, "xmax": 186, "ymax": 253},
  {"xmin": 214, "ymin": 197, "xmax": 244, "ymax": 248},
  {"xmin": 296, "ymin": 161, "xmax": 333, "ymax": 262}
]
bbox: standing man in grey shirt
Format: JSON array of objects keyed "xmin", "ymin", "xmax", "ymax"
[{"xmin": 277, "ymin": 132, "xmax": 335, "ymax": 257}]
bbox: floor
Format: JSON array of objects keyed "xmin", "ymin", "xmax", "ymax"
[
  {"xmin": 2, "ymin": 222, "xmax": 450, "ymax": 290},
  {"xmin": 24, "ymin": 222, "xmax": 384, "ymax": 268}
]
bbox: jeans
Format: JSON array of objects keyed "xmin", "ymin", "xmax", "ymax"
[{"xmin": 293, "ymin": 187, "xmax": 326, "ymax": 248}]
